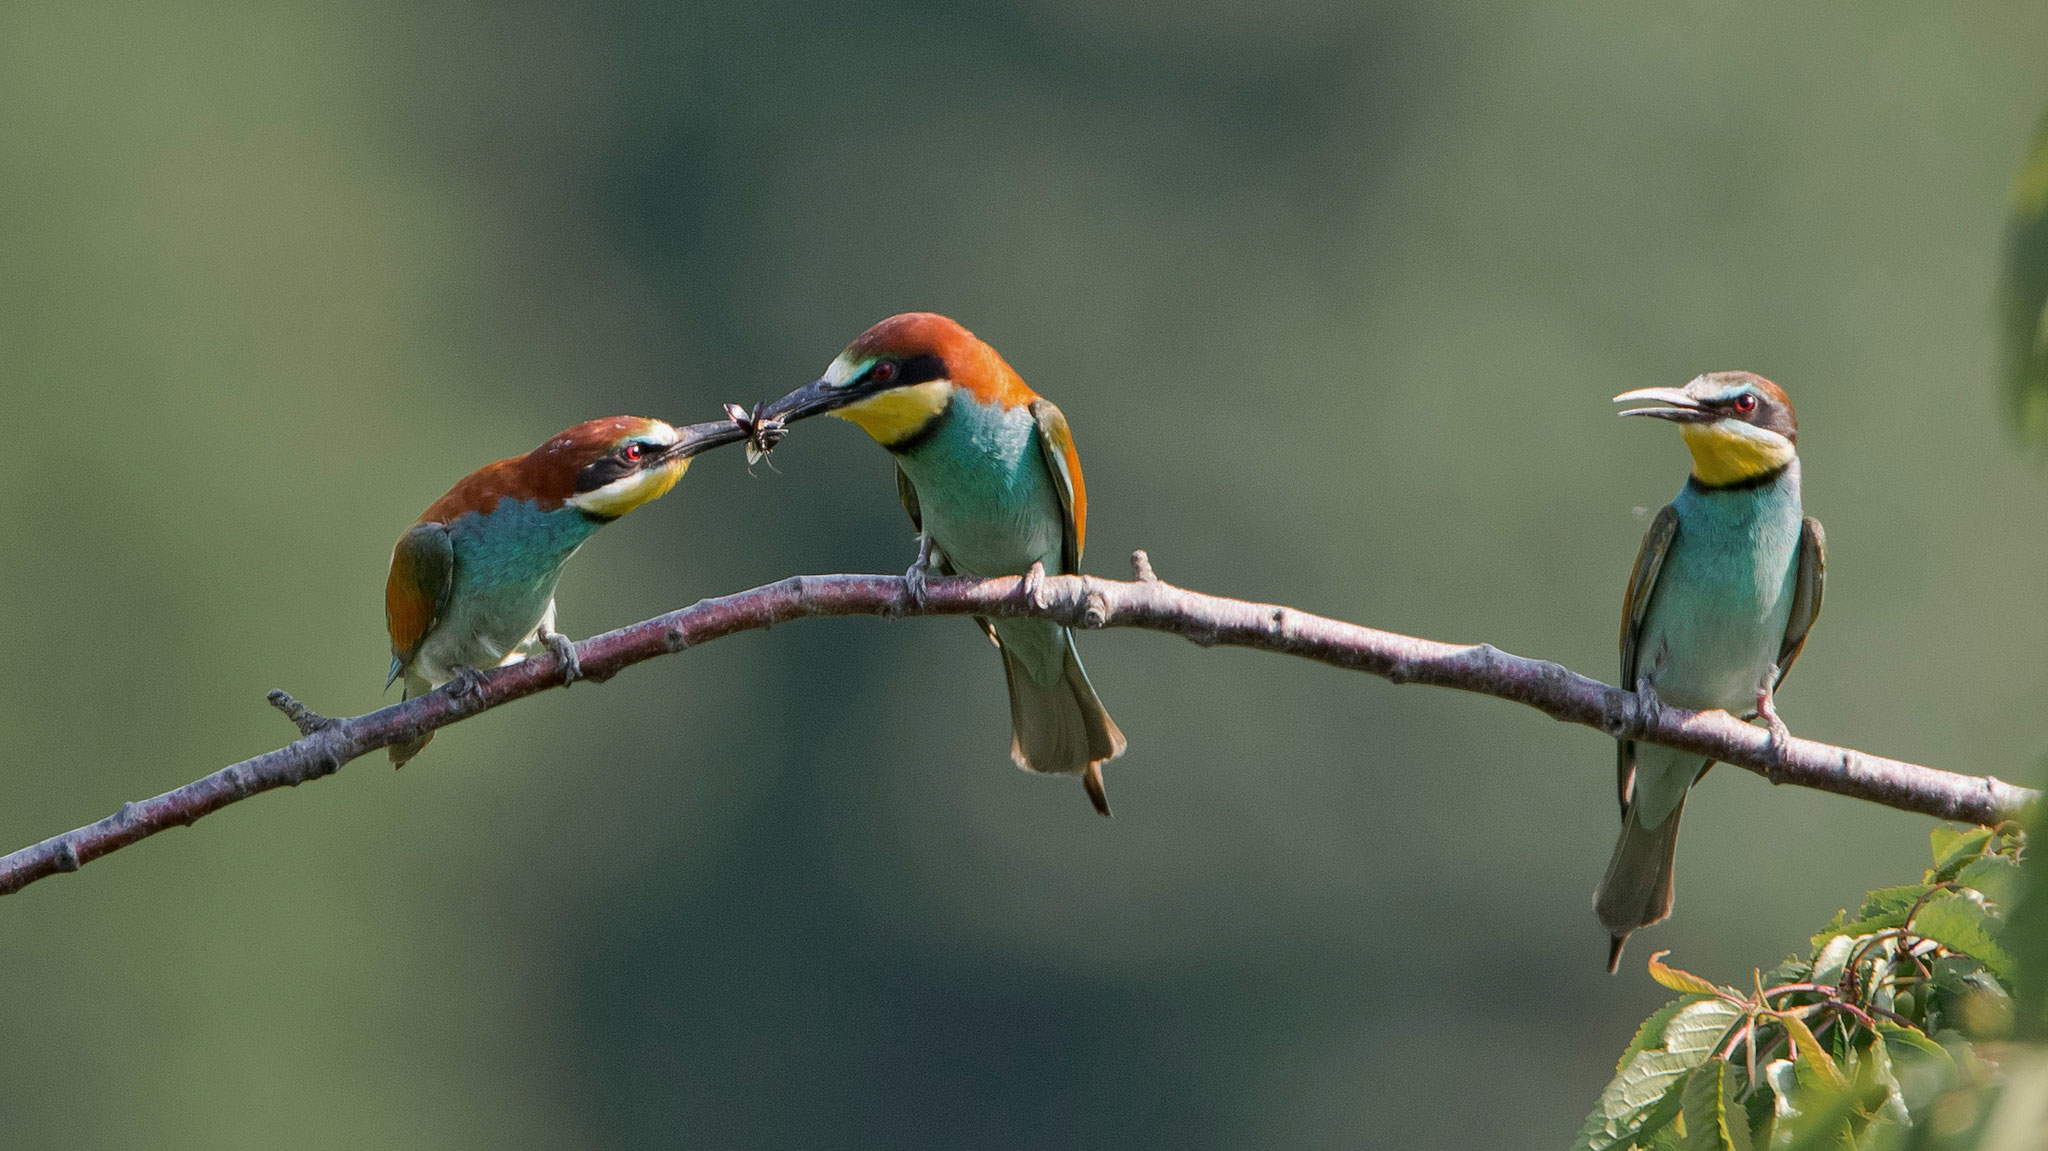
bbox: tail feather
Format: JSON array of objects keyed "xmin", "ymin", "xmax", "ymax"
[
  {"xmin": 389, "ymin": 731, "xmax": 432, "ymax": 768},
  {"xmin": 388, "ymin": 675, "xmax": 432, "ymax": 768},
  {"xmin": 1594, "ymin": 800, "xmax": 1686, "ymax": 973},
  {"xmin": 1082, "ymin": 762, "xmax": 1110, "ymax": 817},
  {"xmin": 999, "ymin": 629, "xmax": 1125, "ymax": 815}
]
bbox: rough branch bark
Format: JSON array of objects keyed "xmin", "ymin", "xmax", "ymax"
[{"xmin": 0, "ymin": 551, "xmax": 2032, "ymax": 896}]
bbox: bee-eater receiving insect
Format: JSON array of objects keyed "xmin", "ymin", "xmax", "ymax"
[
  {"xmin": 757, "ymin": 313, "xmax": 1126, "ymax": 815},
  {"xmin": 1599, "ymin": 372, "xmax": 1826, "ymax": 972},
  {"xmin": 384, "ymin": 415, "xmax": 750, "ymax": 766}
]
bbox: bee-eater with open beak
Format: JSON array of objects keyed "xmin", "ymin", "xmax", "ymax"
[
  {"xmin": 1599, "ymin": 372, "xmax": 1826, "ymax": 971},
  {"xmin": 757, "ymin": 312, "xmax": 1126, "ymax": 815},
  {"xmin": 384, "ymin": 415, "xmax": 747, "ymax": 766}
]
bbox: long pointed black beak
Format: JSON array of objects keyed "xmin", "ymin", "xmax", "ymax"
[
  {"xmin": 1613, "ymin": 386, "xmax": 1711, "ymax": 423},
  {"xmin": 660, "ymin": 419, "xmax": 752, "ymax": 462},
  {"xmin": 758, "ymin": 377, "xmax": 843, "ymax": 424}
]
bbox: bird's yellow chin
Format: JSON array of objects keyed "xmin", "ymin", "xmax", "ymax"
[
  {"xmin": 831, "ymin": 380, "xmax": 953, "ymax": 447},
  {"xmin": 1679, "ymin": 421, "xmax": 1795, "ymax": 486},
  {"xmin": 568, "ymin": 459, "xmax": 686, "ymax": 517}
]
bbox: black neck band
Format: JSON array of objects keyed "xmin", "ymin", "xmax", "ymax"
[{"xmin": 1687, "ymin": 463, "xmax": 1790, "ymax": 494}]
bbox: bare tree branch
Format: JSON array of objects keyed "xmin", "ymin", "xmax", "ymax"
[{"xmin": 0, "ymin": 550, "xmax": 2033, "ymax": 896}]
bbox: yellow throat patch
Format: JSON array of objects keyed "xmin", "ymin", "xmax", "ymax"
[
  {"xmin": 1679, "ymin": 421, "xmax": 1794, "ymax": 487},
  {"xmin": 570, "ymin": 458, "xmax": 687, "ymax": 518},
  {"xmin": 833, "ymin": 380, "xmax": 953, "ymax": 447}
]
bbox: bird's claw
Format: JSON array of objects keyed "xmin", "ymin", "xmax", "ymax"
[
  {"xmin": 447, "ymin": 665, "xmax": 490, "ymax": 699},
  {"xmin": 540, "ymin": 628, "xmax": 582, "ymax": 687},
  {"xmin": 904, "ymin": 533, "xmax": 937, "ymax": 608},
  {"xmin": 1023, "ymin": 561, "xmax": 1049, "ymax": 609},
  {"xmin": 1633, "ymin": 677, "xmax": 1662, "ymax": 733},
  {"xmin": 1756, "ymin": 685, "xmax": 1792, "ymax": 777}
]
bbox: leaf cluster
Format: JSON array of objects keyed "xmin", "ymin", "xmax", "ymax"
[{"xmin": 1571, "ymin": 825, "xmax": 2048, "ymax": 1150}]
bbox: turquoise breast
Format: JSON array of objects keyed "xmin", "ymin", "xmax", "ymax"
[
  {"xmin": 895, "ymin": 397, "xmax": 1070, "ymax": 684},
  {"xmin": 1638, "ymin": 468, "xmax": 1804, "ymax": 712},
  {"xmin": 432, "ymin": 499, "xmax": 601, "ymax": 668},
  {"xmin": 894, "ymin": 398, "xmax": 1064, "ymax": 579},
  {"xmin": 1629, "ymin": 464, "xmax": 1804, "ymax": 827}
]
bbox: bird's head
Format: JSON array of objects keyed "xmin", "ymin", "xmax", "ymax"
[
  {"xmin": 758, "ymin": 312, "xmax": 1029, "ymax": 449},
  {"xmin": 1615, "ymin": 371, "xmax": 1799, "ymax": 487},
  {"xmin": 530, "ymin": 416, "xmax": 743, "ymax": 519}
]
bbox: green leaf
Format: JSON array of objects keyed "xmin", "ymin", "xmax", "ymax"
[
  {"xmin": 1776, "ymin": 1095, "xmax": 1856, "ymax": 1151},
  {"xmin": 1875, "ymin": 1022, "xmax": 1955, "ymax": 1076},
  {"xmin": 1930, "ymin": 827, "xmax": 1994, "ymax": 882},
  {"xmin": 1648, "ymin": 951, "xmax": 1725, "ymax": 998},
  {"xmin": 1588, "ymin": 1077, "xmax": 1687, "ymax": 1151},
  {"xmin": 1569, "ymin": 998, "xmax": 1744, "ymax": 1151},
  {"xmin": 1760, "ymin": 955, "xmax": 1810, "ymax": 989},
  {"xmin": 1775, "ymin": 1011, "xmax": 1847, "ymax": 1093},
  {"xmin": 1930, "ymin": 958, "xmax": 2015, "ymax": 1038},
  {"xmin": 1929, "ymin": 825, "xmax": 1969, "ymax": 865},
  {"xmin": 1809, "ymin": 934, "xmax": 1859, "ymax": 985},
  {"xmin": 1851, "ymin": 1027, "xmax": 1911, "ymax": 1128},
  {"xmin": 2005, "ymin": 798, "xmax": 2048, "ymax": 1035},
  {"xmin": 1810, "ymin": 885, "xmax": 1936, "ymax": 952},
  {"xmin": 1741, "ymin": 1082, "xmax": 1775, "ymax": 1150},
  {"xmin": 1958, "ymin": 854, "xmax": 2024, "ymax": 912},
  {"xmin": 1764, "ymin": 1056, "xmax": 1856, "ymax": 1151},
  {"xmin": 1679, "ymin": 1061, "xmax": 1753, "ymax": 1151},
  {"xmin": 1876, "ymin": 1023, "xmax": 1956, "ymax": 1123},
  {"xmin": 1615, "ymin": 1000, "xmax": 1691, "ymax": 1073},
  {"xmin": 1860, "ymin": 885, "xmax": 1939, "ymax": 920},
  {"xmin": 1914, "ymin": 891, "xmax": 2017, "ymax": 986},
  {"xmin": 1776, "ymin": 1045, "xmax": 1898, "ymax": 1151}
]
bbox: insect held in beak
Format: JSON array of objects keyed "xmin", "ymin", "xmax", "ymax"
[{"xmin": 725, "ymin": 402, "xmax": 790, "ymax": 469}]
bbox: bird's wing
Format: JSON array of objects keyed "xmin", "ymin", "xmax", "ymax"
[
  {"xmin": 895, "ymin": 461, "xmax": 923, "ymax": 537},
  {"xmin": 1029, "ymin": 398, "xmax": 1087, "ymax": 571},
  {"xmin": 1617, "ymin": 505, "xmax": 1680, "ymax": 811},
  {"xmin": 897, "ymin": 460, "xmax": 995, "ymax": 646},
  {"xmin": 386, "ymin": 521, "xmax": 455, "ymax": 687},
  {"xmin": 1775, "ymin": 516, "xmax": 1827, "ymax": 688}
]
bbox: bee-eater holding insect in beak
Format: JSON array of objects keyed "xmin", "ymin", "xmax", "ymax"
[
  {"xmin": 384, "ymin": 415, "xmax": 749, "ymax": 766},
  {"xmin": 756, "ymin": 313, "xmax": 1126, "ymax": 816},
  {"xmin": 1600, "ymin": 373, "xmax": 1825, "ymax": 971}
]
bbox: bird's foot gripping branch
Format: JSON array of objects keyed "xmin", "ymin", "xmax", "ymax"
[{"xmin": 0, "ymin": 551, "xmax": 2033, "ymax": 901}]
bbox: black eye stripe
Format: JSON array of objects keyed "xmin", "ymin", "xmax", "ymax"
[
  {"xmin": 890, "ymin": 353, "xmax": 947, "ymax": 387},
  {"xmin": 1703, "ymin": 392, "xmax": 1798, "ymax": 440},
  {"xmin": 574, "ymin": 456, "xmax": 635, "ymax": 493}
]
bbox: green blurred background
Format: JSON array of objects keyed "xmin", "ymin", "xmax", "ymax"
[{"xmin": 3, "ymin": 2, "xmax": 2045, "ymax": 1146}]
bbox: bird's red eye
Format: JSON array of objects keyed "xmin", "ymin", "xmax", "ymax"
[
  {"xmin": 1733, "ymin": 393, "xmax": 1758, "ymax": 414},
  {"xmin": 872, "ymin": 361, "xmax": 898, "ymax": 384},
  {"xmin": 624, "ymin": 443, "xmax": 643, "ymax": 461}
]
